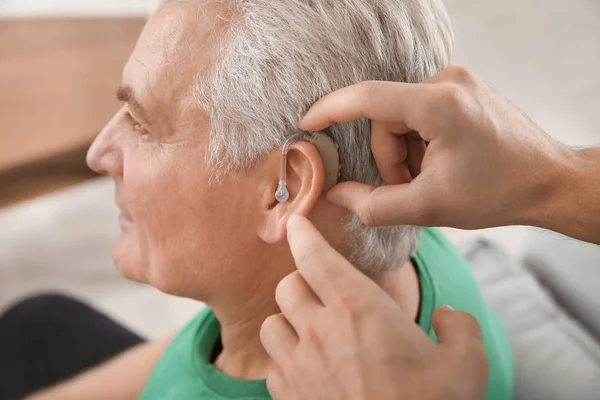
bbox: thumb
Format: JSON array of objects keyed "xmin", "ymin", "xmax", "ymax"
[
  {"xmin": 432, "ymin": 305, "xmax": 489, "ymax": 398},
  {"xmin": 325, "ymin": 182, "xmax": 377, "ymax": 225},
  {"xmin": 432, "ymin": 305, "xmax": 488, "ymax": 378},
  {"xmin": 432, "ymin": 305, "xmax": 484, "ymax": 349},
  {"xmin": 325, "ymin": 180, "xmax": 425, "ymax": 226}
]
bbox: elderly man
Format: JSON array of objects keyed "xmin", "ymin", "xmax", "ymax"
[{"xmin": 0, "ymin": 0, "xmax": 512, "ymax": 399}]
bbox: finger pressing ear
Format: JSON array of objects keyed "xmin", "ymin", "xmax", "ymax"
[{"xmin": 286, "ymin": 215, "xmax": 383, "ymax": 306}]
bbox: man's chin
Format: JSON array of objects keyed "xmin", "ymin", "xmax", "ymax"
[
  {"xmin": 110, "ymin": 232, "xmax": 206, "ymax": 299},
  {"xmin": 112, "ymin": 234, "xmax": 146, "ymax": 283}
]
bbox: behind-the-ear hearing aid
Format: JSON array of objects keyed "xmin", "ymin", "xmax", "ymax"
[{"xmin": 275, "ymin": 130, "xmax": 340, "ymax": 203}]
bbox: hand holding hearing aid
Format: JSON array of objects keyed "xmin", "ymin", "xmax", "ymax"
[
  {"xmin": 299, "ymin": 65, "xmax": 600, "ymax": 244},
  {"xmin": 264, "ymin": 66, "xmax": 600, "ymax": 400}
]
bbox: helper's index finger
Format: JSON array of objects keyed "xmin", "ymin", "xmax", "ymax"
[
  {"xmin": 286, "ymin": 215, "xmax": 381, "ymax": 305},
  {"xmin": 298, "ymin": 81, "xmax": 427, "ymax": 132}
]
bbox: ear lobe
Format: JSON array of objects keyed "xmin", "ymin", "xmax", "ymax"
[
  {"xmin": 257, "ymin": 141, "xmax": 325, "ymax": 244},
  {"xmin": 258, "ymin": 202, "xmax": 289, "ymax": 244}
]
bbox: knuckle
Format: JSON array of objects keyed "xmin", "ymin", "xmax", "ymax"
[
  {"xmin": 274, "ymin": 280, "xmax": 288, "ymax": 307},
  {"xmin": 275, "ymin": 272, "xmax": 298, "ymax": 304},
  {"xmin": 303, "ymin": 324, "xmax": 321, "ymax": 345},
  {"xmin": 448, "ymin": 65, "xmax": 474, "ymax": 82},
  {"xmin": 357, "ymin": 198, "xmax": 377, "ymax": 227},
  {"xmin": 358, "ymin": 80, "xmax": 380, "ymax": 94},
  {"xmin": 260, "ymin": 313, "xmax": 284, "ymax": 343},
  {"xmin": 331, "ymin": 294, "xmax": 363, "ymax": 323},
  {"xmin": 260, "ymin": 314, "xmax": 276, "ymax": 338},
  {"xmin": 365, "ymin": 187, "xmax": 394, "ymax": 226},
  {"xmin": 331, "ymin": 292, "xmax": 352, "ymax": 311},
  {"xmin": 356, "ymin": 80, "xmax": 380, "ymax": 112},
  {"xmin": 439, "ymin": 84, "xmax": 464, "ymax": 109}
]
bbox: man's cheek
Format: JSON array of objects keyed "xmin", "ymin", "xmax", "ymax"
[{"xmin": 125, "ymin": 176, "xmax": 159, "ymax": 217}]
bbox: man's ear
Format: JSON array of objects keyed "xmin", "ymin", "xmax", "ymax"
[{"xmin": 257, "ymin": 141, "xmax": 325, "ymax": 244}]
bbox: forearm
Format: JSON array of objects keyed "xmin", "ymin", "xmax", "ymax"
[
  {"xmin": 527, "ymin": 146, "xmax": 600, "ymax": 244},
  {"xmin": 26, "ymin": 337, "xmax": 170, "ymax": 400}
]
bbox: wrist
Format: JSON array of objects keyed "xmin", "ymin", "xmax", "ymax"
[
  {"xmin": 524, "ymin": 143, "xmax": 600, "ymax": 236},
  {"xmin": 519, "ymin": 141, "xmax": 578, "ymax": 229}
]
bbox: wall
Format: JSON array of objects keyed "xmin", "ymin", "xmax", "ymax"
[{"xmin": 0, "ymin": 0, "xmax": 158, "ymax": 17}]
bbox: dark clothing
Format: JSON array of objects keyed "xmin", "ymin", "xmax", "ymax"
[{"xmin": 0, "ymin": 294, "xmax": 143, "ymax": 400}]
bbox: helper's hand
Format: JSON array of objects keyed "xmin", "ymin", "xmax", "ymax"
[
  {"xmin": 260, "ymin": 215, "xmax": 488, "ymax": 400},
  {"xmin": 299, "ymin": 65, "xmax": 575, "ymax": 231}
]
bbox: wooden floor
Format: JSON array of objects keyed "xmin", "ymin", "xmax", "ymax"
[{"xmin": 0, "ymin": 18, "xmax": 146, "ymax": 207}]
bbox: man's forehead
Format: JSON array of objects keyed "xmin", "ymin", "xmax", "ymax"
[
  {"xmin": 143, "ymin": 2, "xmax": 199, "ymax": 60},
  {"xmin": 147, "ymin": 0, "xmax": 232, "ymax": 50},
  {"xmin": 122, "ymin": 1, "xmax": 230, "ymax": 117},
  {"xmin": 131, "ymin": 1, "xmax": 232, "ymax": 80}
]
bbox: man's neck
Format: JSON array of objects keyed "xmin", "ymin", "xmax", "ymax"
[
  {"xmin": 209, "ymin": 259, "xmax": 420, "ymax": 380},
  {"xmin": 209, "ymin": 266, "xmax": 282, "ymax": 380},
  {"xmin": 371, "ymin": 259, "xmax": 421, "ymax": 322}
]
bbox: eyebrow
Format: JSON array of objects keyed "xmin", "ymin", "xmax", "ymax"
[{"xmin": 116, "ymin": 85, "xmax": 151, "ymax": 125}]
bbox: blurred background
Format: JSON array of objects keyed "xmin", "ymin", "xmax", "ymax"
[{"xmin": 0, "ymin": 0, "xmax": 599, "ymax": 398}]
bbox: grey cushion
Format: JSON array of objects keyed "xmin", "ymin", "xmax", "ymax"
[
  {"xmin": 462, "ymin": 239, "xmax": 600, "ymax": 400},
  {"xmin": 523, "ymin": 233, "xmax": 600, "ymax": 340}
]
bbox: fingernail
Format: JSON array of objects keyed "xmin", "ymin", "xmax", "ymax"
[
  {"xmin": 442, "ymin": 304, "xmax": 455, "ymax": 311},
  {"xmin": 297, "ymin": 118, "xmax": 308, "ymax": 130},
  {"xmin": 298, "ymin": 109, "xmax": 315, "ymax": 127}
]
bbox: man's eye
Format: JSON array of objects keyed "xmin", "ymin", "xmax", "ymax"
[{"xmin": 124, "ymin": 111, "xmax": 149, "ymax": 135}]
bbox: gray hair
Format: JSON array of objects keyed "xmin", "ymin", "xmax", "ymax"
[{"xmin": 191, "ymin": 0, "xmax": 454, "ymax": 274}]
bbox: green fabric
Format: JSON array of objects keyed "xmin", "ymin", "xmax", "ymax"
[
  {"xmin": 139, "ymin": 228, "xmax": 513, "ymax": 400},
  {"xmin": 139, "ymin": 306, "xmax": 270, "ymax": 400},
  {"xmin": 412, "ymin": 229, "xmax": 514, "ymax": 400}
]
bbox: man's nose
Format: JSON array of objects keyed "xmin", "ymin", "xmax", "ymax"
[{"xmin": 86, "ymin": 113, "xmax": 124, "ymax": 177}]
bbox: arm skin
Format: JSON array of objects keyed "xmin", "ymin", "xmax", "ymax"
[
  {"xmin": 26, "ymin": 337, "xmax": 170, "ymax": 400},
  {"xmin": 531, "ymin": 146, "xmax": 600, "ymax": 244},
  {"xmin": 296, "ymin": 65, "xmax": 600, "ymax": 245},
  {"xmin": 261, "ymin": 216, "xmax": 488, "ymax": 400},
  {"xmin": 260, "ymin": 66, "xmax": 600, "ymax": 400}
]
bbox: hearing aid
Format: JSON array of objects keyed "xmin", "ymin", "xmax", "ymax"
[{"xmin": 275, "ymin": 131, "xmax": 340, "ymax": 203}]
